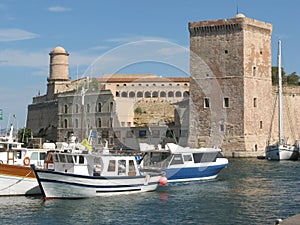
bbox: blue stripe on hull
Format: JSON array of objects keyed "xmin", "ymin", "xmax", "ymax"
[{"xmin": 165, "ymin": 164, "xmax": 228, "ymax": 181}]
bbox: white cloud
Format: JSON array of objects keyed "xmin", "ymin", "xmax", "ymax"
[
  {"xmin": 0, "ymin": 28, "xmax": 39, "ymax": 42},
  {"xmin": 48, "ymin": 6, "xmax": 71, "ymax": 12}
]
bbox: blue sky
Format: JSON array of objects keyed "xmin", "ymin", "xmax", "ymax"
[{"xmin": 0, "ymin": 0, "xmax": 299, "ymax": 129}]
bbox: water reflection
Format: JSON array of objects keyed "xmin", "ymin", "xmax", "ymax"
[{"xmin": 0, "ymin": 158, "xmax": 300, "ymax": 224}]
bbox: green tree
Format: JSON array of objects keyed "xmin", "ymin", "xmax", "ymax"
[
  {"xmin": 134, "ymin": 106, "xmax": 143, "ymax": 114},
  {"xmin": 272, "ymin": 66, "xmax": 287, "ymax": 85},
  {"xmin": 287, "ymin": 72, "xmax": 299, "ymax": 85},
  {"xmin": 18, "ymin": 128, "xmax": 33, "ymax": 146}
]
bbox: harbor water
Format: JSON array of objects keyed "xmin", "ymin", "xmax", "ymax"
[{"xmin": 1, "ymin": 158, "xmax": 300, "ymax": 225}]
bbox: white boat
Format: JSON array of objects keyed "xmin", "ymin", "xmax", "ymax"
[
  {"xmin": 265, "ymin": 40, "xmax": 299, "ymax": 160},
  {"xmin": 0, "ymin": 124, "xmax": 50, "ymax": 196},
  {"xmin": 139, "ymin": 143, "xmax": 228, "ymax": 183},
  {"xmin": 31, "ymin": 151, "xmax": 165, "ymax": 199}
]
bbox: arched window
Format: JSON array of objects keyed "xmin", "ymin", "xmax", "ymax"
[
  {"xmin": 152, "ymin": 91, "xmax": 158, "ymax": 98},
  {"xmin": 75, "ymin": 119, "xmax": 79, "ymax": 128},
  {"xmin": 110, "ymin": 102, "xmax": 114, "ymax": 112},
  {"xmin": 145, "ymin": 91, "xmax": 151, "ymax": 98},
  {"xmin": 75, "ymin": 104, "xmax": 79, "ymax": 113},
  {"xmin": 183, "ymin": 91, "xmax": 189, "ymax": 98},
  {"xmin": 175, "ymin": 91, "xmax": 182, "ymax": 98},
  {"xmin": 137, "ymin": 92, "xmax": 143, "ymax": 98},
  {"xmin": 129, "ymin": 92, "xmax": 135, "ymax": 98},
  {"xmin": 121, "ymin": 92, "xmax": 128, "ymax": 97},
  {"xmin": 160, "ymin": 91, "xmax": 166, "ymax": 98},
  {"xmin": 97, "ymin": 118, "xmax": 101, "ymax": 128},
  {"xmin": 168, "ymin": 91, "xmax": 174, "ymax": 98},
  {"xmin": 64, "ymin": 105, "xmax": 68, "ymax": 113},
  {"xmin": 116, "ymin": 91, "xmax": 120, "ymax": 97},
  {"xmin": 98, "ymin": 103, "xmax": 102, "ymax": 112},
  {"xmin": 64, "ymin": 119, "xmax": 68, "ymax": 128}
]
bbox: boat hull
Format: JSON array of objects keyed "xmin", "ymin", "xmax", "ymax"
[
  {"xmin": 266, "ymin": 145, "xmax": 299, "ymax": 160},
  {"xmin": 0, "ymin": 164, "xmax": 41, "ymax": 196},
  {"xmin": 165, "ymin": 158, "xmax": 228, "ymax": 183},
  {"xmin": 33, "ymin": 169, "xmax": 161, "ymax": 199}
]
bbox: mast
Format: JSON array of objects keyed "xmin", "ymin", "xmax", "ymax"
[{"xmin": 278, "ymin": 40, "xmax": 283, "ymax": 145}]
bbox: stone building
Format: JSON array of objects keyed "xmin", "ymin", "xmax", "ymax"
[
  {"xmin": 188, "ymin": 14, "xmax": 274, "ymax": 154},
  {"xmin": 27, "ymin": 46, "xmax": 189, "ymax": 149}
]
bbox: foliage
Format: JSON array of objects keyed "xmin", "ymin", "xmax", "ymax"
[
  {"xmin": 272, "ymin": 67, "xmax": 299, "ymax": 86},
  {"xmin": 17, "ymin": 128, "xmax": 33, "ymax": 146},
  {"xmin": 77, "ymin": 78, "xmax": 99, "ymax": 91},
  {"xmin": 134, "ymin": 106, "xmax": 143, "ymax": 114}
]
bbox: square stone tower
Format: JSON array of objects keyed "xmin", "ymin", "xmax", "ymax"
[{"xmin": 188, "ymin": 14, "xmax": 273, "ymax": 153}]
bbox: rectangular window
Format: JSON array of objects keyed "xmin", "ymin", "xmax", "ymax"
[
  {"xmin": 139, "ymin": 130, "xmax": 147, "ymax": 138},
  {"xmin": 260, "ymin": 121, "xmax": 263, "ymax": 129},
  {"xmin": 220, "ymin": 124, "xmax": 224, "ymax": 132},
  {"xmin": 254, "ymin": 98, "xmax": 257, "ymax": 107},
  {"xmin": 108, "ymin": 160, "xmax": 116, "ymax": 171},
  {"xmin": 224, "ymin": 98, "xmax": 229, "ymax": 108},
  {"xmin": 204, "ymin": 98, "xmax": 210, "ymax": 108}
]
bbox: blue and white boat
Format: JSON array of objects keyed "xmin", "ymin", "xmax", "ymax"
[{"xmin": 139, "ymin": 143, "xmax": 228, "ymax": 183}]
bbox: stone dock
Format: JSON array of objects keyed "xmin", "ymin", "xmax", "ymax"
[{"xmin": 276, "ymin": 213, "xmax": 300, "ymax": 224}]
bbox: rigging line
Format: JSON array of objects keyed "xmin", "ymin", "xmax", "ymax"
[
  {"xmin": 267, "ymin": 93, "xmax": 277, "ymax": 145},
  {"xmin": 0, "ymin": 169, "xmax": 33, "ymax": 192}
]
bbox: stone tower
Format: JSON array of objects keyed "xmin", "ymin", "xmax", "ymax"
[
  {"xmin": 188, "ymin": 14, "xmax": 273, "ymax": 153},
  {"xmin": 46, "ymin": 46, "xmax": 71, "ymax": 100}
]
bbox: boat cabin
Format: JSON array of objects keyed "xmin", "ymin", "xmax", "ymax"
[
  {"xmin": 51, "ymin": 152, "xmax": 141, "ymax": 177},
  {"xmin": 141, "ymin": 149, "xmax": 223, "ymax": 169}
]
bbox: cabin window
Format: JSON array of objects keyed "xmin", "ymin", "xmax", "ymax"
[
  {"xmin": 58, "ymin": 154, "xmax": 66, "ymax": 163},
  {"xmin": 53, "ymin": 154, "xmax": 58, "ymax": 162},
  {"xmin": 193, "ymin": 153, "xmax": 203, "ymax": 163},
  {"xmin": 118, "ymin": 160, "xmax": 126, "ymax": 175},
  {"xmin": 183, "ymin": 154, "xmax": 192, "ymax": 162},
  {"xmin": 194, "ymin": 153, "xmax": 217, "ymax": 163},
  {"xmin": 79, "ymin": 155, "xmax": 84, "ymax": 164},
  {"xmin": 128, "ymin": 160, "xmax": 136, "ymax": 176},
  {"xmin": 16, "ymin": 151, "xmax": 22, "ymax": 159},
  {"xmin": 40, "ymin": 152, "xmax": 46, "ymax": 161},
  {"xmin": 108, "ymin": 160, "xmax": 116, "ymax": 172},
  {"xmin": 170, "ymin": 154, "xmax": 183, "ymax": 165},
  {"xmin": 31, "ymin": 152, "xmax": 38, "ymax": 160},
  {"xmin": 66, "ymin": 155, "xmax": 74, "ymax": 163}
]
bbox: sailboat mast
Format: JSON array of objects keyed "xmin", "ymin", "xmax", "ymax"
[{"xmin": 278, "ymin": 40, "xmax": 283, "ymax": 145}]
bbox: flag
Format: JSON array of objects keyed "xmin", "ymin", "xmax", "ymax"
[{"xmin": 81, "ymin": 138, "xmax": 93, "ymax": 150}]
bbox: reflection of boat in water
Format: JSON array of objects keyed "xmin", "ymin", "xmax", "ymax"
[
  {"xmin": 139, "ymin": 143, "xmax": 228, "ymax": 183},
  {"xmin": 0, "ymin": 124, "xmax": 50, "ymax": 196},
  {"xmin": 265, "ymin": 40, "xmax": 299, "ymax": 161},
  {"xmin": 32, "ymin": 150, "xmax": 165, "ymax": 199}
]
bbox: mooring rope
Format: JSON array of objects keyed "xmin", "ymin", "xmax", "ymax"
[{"xmin": 0, "ymin": 169, "xmax": 33, "ymax": 192}]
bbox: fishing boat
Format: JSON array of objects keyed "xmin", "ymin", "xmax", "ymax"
[
  {"xmin": 265, "ymin": 40, "xmax": 299, "ymax": 160},
  {"xmin": 31, "ymin": 150, "xmax": 166, "ymax": 200},
  {"xmin": 0, "ymin": 124, "xmax": 50, "ymax": 196},
  {"xmin": 138, "ymin": 143, "xmax": 228, "ymax": 183}
]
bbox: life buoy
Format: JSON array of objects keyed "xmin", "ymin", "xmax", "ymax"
[{"xmin": 23, "ymin": 157, "xmax": 30, "ymax": 166}]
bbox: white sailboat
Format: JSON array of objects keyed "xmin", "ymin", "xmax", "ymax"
[{"xmin": 265, "ymin": 40, "xmax": 299, "ymax": 160}]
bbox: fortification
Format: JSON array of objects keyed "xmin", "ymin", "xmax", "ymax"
[{"xmin": 188, "ymin": 14, "xmax": 273, "ymax": 153}]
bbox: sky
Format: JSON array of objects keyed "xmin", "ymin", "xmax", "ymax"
[{"xmin": 0, "ymin": 0, "xmax": 299, "ymax": 129}]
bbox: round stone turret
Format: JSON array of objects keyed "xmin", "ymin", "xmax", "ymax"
[{"xmin": 48, "ymin": 46, "xmax": 70, "ymax": 82}]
